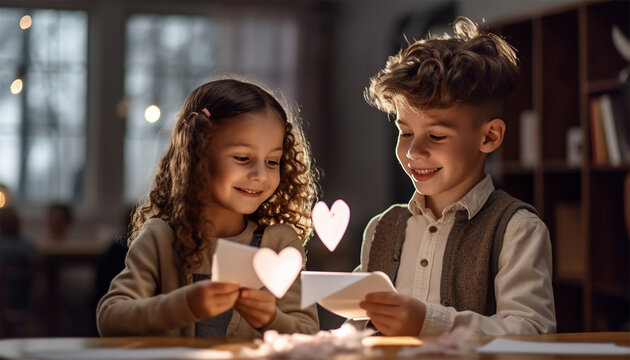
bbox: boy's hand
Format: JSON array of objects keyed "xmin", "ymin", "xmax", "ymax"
[
  {"xmin": 234, "ymin": 288, "xmax": 277, "ymax": 329},
  {"xmin": 359, "ymin": 292, "xmax": 426, "ymax": 336},
  {"xmin": 186, "ymin": 280, "xmax": 240, "ymax": 318}
]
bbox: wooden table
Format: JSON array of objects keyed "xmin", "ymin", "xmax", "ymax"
[{"xmin": 0, "ymin": 332, "xmax": 628, "ymax": 359}]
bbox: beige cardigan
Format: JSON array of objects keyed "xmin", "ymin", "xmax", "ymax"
[{"xmin": 97, "ymin": 218, "xmax": 319, "ymax": 337}]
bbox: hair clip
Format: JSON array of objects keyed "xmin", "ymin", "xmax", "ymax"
[
  {"xmin": 201, "ymin": 108, "xmax": 211, "ymax": 117},
  {"xmin": 184, "ymin": 111, "xmax": 199, "ymax": 125}
]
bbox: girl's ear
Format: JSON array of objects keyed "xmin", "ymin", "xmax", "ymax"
[{"xmin": 480, "ymin": 118, "xmax": 506, "ymax": 154}]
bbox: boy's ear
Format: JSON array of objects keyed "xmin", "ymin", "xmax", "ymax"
[{"xmin": 480, "ymin": 118, "xmax": 506, "ymax": 154}]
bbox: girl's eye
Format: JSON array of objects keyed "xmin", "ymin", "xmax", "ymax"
[
  {"xmin": 399, "ymin": 131, "xmax": 412, "ymax": 138},
  {"xmin": 266, "ymin": 160, "xmax": 280, "ymax": 167},
  {"xmin": 234, "ymin": 156, "xmax": 249, "ymax": 162},
  {"xmin": 430, "ymin": 134, "xmax": 446, "ymax": 141}
]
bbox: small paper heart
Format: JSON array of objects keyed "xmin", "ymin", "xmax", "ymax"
[
  {"xmin": 253, "ymin": 247, "xmax": 303, "ymax": 298},
  {"xmin": 312, "ymin": 199, "xmax": 350, "ymax": 252}
]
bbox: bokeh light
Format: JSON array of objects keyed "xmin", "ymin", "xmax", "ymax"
[
  {"xmin": 19, "ymin": 15, "xmax": 32, "ymax": 30},
  {"xmin": 10, "ymin": 78, "xmax": 23, "ymax": 94},
  {"xmin": 144, "ymin": 105, "xmax": 161, "ymax": 123}
]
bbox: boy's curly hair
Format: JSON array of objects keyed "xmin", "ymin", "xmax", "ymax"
[
  {"xmin": 365, "ymin": 17, "xmax": 519, "ymax": 117},
  {"xmin": 129, "ymin": 79, "xmax": 320, "ymax": 273}
]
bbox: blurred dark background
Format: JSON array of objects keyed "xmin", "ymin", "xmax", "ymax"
[{"xmin": 1, "ymin": 0, "xmax": 627, "ymax": 338}]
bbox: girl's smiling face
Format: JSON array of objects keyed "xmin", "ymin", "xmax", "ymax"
[
  {"xmin": 206, "ymin": 108, "xmax": 285, "ymax": 221},
  {"xmin": 395, "ymin": 103, "xmax": 492, "ymax": 215}
]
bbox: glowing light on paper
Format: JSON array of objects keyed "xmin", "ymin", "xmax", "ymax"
[
  {"xmin": 362, "ymin": 337, "xmax": 422, "ymax": 347},
  {"xmin": 253, "ymin": 247, "xmax": 302, "ymax": 298},
  {"xmin": 312, "ymin": 199, "xmax": 350, "ymax": 252},
  {"xmin": 0, "ymin": 192, "xmax": 6, "ymax": 208}
]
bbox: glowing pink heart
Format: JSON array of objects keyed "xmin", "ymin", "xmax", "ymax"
[
  {"xmin": 312, "ymin": 199, "xmax": 350, "ymax": 252},
  {"xmin": 253, "ymin": 247, "xmax": 303, "ymax": 298}
]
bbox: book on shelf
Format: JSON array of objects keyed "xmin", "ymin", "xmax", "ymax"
[
  {"xmin": 608, "ymin": 84, "xmax": 630, "ymax": 164},
  {"xmin": 599, "ymin": 94, "xmax": 622, "ymax": 166},
  {"xmin": 589, "ymin": 97, "xmax": 609, "ymax": 165},
  {"xmin": 589, "ymin": 90, "xmax": 630, "ymax": 166}
]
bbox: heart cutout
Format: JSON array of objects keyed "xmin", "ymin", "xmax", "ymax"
[
  {"xmin": 312, "ymin": 199, "xmax": 350, "ymax": 252},
  {"xmin": 253, "ymin": 247, "xmax": 303, "ymax": 298}
]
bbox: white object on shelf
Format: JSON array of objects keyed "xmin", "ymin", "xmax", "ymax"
[
  {"xmin": 519, "ymin": 110, "xmax": 540, "ymax": 167},
  {"xmin": 566, "ymin": 127, "xmax": 583, "ymax": 167}
]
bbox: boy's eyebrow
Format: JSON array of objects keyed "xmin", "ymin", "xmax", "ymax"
[
  {"xmin": 395, "ymin": 118, "xmax": 457, "ymax": 129},
  {"xmin": 427, "ymin": 120, "xmax": 457, "ymax": 129}
]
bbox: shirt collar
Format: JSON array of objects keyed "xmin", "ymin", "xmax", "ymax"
[{"xmin": 407, "ymin": 174, "xmax": 495, "ymax": 220}]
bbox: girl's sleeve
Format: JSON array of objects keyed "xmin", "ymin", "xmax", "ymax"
[
  {"xmin": 96, "ymin": 220, "xmax": 198, "ymax": 336},
  {"xmin": 258, "ymin": 224, "xmax": 319, "ymax": 334}
]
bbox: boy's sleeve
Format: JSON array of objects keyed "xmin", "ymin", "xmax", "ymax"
[
  {"xmin": 353, "ymin": 215, "xmax": 380, "ymax": 272},
  {"xmin": 420, "ymin": 209, "xmax": 556, "ymax": 336}
]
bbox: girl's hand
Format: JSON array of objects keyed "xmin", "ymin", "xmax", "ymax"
[
  {"xmin": 186, "ymin": 280, "xmax": 240, "ymax": 318},
  {"xmin": 234, "ymin": 288, "xmax": 277, "ymax": 329},
  {"xmin": 359, "ymin": 291, "xmax": 426, "ymax": 336}
]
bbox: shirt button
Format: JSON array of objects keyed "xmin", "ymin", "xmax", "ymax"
[
  {"xmin": 393, "ymin": 254, "xmax": 400, "ymax": 262},
  {"xmin": 429, "ymin": 226, "xmax": 438, "ymax": 233},
  {"xmin": 420, "ymin": 259, "xmax": 428, "ymax": 267},
  {"xmin": 441, "ymin": 298, "xmax": 450, "ymax": 307}
]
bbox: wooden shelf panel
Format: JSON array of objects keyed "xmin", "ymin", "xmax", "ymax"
[
  {"xmin": 541, "ymin": 10, "xmax": 580, "ymax": 163},
  {"xmin": 494, "ymin": 0, "xmax": 630, "ymax": 332},
  {"xmin": 591, "ymin": 291, "xmax": 630, "ymax": 331},
  {"xmin": 585, "ymin": 0, "xmax": 630, "ymax": 82},
  {"xmin": 495, "ymin": 171, "xmax": 534, "ymax": 206},
  {"xmin": 554, "ymin": 279, "xmax": 584, "ymax": 332},
  {"xmin": 589, "ymin": 171, "xmax": 629, "ymax": 294},
  {"xmin": 497, "ymin": 21, "xmax": 534, "ymax": 164},
  {"xmin": 593, "ymin": 282, "xmax": 630, "ymax": 300},
  {"xmin": 587, "ymin": 78, "xmax": 628, "ymax": 95}
]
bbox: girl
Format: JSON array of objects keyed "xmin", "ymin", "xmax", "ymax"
[{"xmin": 97, "ymin": 79, "xmax": 320, "ymax": 337}]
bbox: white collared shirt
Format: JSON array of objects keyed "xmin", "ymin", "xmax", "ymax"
[{"xmin": 357, "ymin": 174, "xmax": 556, "ymax": 335}]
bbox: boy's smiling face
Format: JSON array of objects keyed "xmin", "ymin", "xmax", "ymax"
[{"xmin": 395, "ymin": 103, "xmax": 503, "ymax": 215}]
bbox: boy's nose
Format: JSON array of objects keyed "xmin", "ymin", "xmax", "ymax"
[{"xmin": 406, "ymin": 139, "xmax": 430, "ymax": 160}]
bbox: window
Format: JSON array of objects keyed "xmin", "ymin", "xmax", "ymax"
[
  {"xmin": 0, "ymin": 9, "xmax": 87, "ymax": 204},
  {"xmin": 124, "ymin": 13, "xmax": 298, "ymax": 203}
]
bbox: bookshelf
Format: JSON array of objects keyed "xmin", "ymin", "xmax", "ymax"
[{"xmin": 492, "ymin": 0, "xmax": 629, "ymax": 332}]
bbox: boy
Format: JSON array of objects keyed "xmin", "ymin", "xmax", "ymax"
[{"xmin": 355, "ymin": 17, "xmax": 556, "ymax": 336}]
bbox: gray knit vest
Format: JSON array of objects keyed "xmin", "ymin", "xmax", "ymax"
[{"xmin": 367, "ymin": 190, "xmax": 537, "ymax": 316}]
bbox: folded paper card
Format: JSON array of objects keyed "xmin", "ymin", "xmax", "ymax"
[
  {"xmin": 300, "ymin": 271, "xmax": 395, "ymax": 319},
  {"xmin": 211, "ymin": 239, "xmax": 303, "ymax": 298},
  {"xmin": 253, "ymin": 247, "xmax": 303, "ymax": 298},
  {"xmin": 211, "ymin": 239, "xmax": 264, "ymax": 289}
]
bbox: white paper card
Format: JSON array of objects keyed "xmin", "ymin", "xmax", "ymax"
[
  {"xmin": 301, "ymin": 271, "xmax": 395, "ymax": 319},
  {"xmin": 24, "ymin": 347, "xmax": 233, "ymax": 359},
  {"xmin": 477, "ymin": 339, "xmax": 630, "ymax": 355},
  {"xmin": 211, "ymin": 239, "xmax": 263, "ymax": 289}
]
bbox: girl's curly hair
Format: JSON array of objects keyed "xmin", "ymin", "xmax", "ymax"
[
  {"xmin": 365, "ymin": 17, "xmax": 519, "ymax": 117},
  {"xmin": 129, "ymin": 79, "xmax": 320, "ymax": 273}
]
